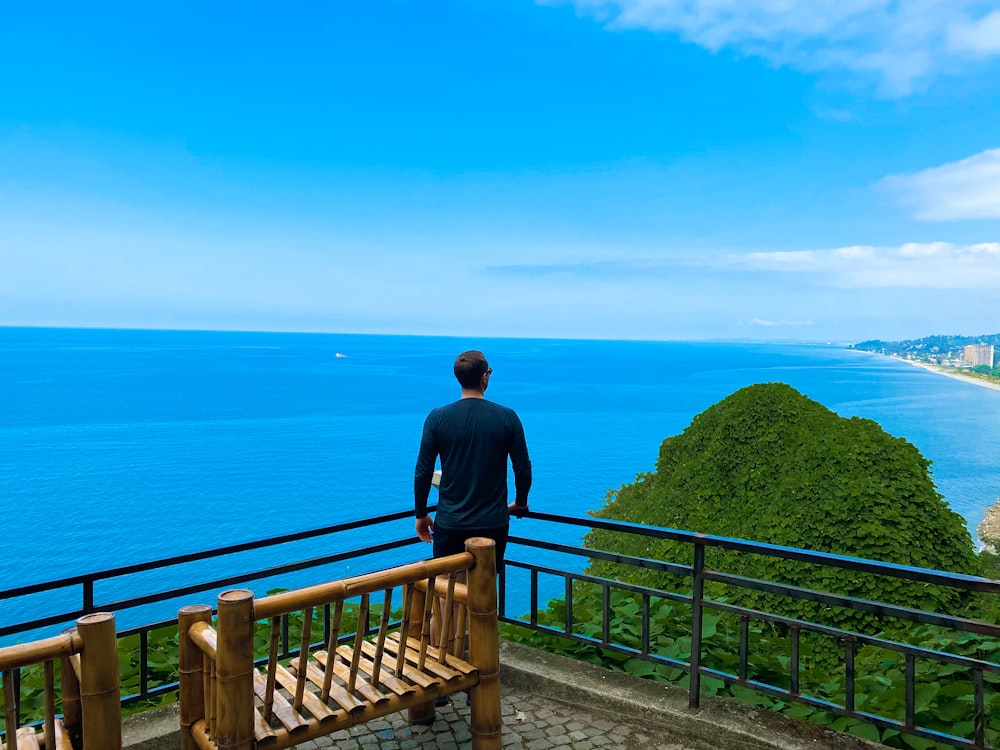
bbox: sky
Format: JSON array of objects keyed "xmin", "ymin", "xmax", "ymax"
[{"xmin": 1, "ymin": 1, "xmax": 999, "ymax": 342}]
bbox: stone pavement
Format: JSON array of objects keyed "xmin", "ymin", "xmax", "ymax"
[{"xmin": 289, "ymin": 685, "xmax": 670, "ymax": 749}]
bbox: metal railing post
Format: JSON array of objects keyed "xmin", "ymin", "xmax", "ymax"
[{"xmin": 688, "ymin": 540, "xmax": 705, "ymax": 710}]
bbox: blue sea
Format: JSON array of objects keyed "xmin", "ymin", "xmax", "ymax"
[{"xmin": 2, "ymin": 327, "xmax": 1000, "ymax": 630}]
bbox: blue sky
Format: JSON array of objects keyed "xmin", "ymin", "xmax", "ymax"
[{"xmin": 2, "ymin": 1, "xmax": 999, "ymax": 342}]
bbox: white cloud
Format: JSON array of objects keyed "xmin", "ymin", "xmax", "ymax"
[
  {"xmin": 543, "ymin": 0, "xmax": 1000, "ymax": 94},
  {"xmin": 948, "ymin": 9, "xmax": 1000, "ymax": 54},
  {"xmin": 879, "ymin": 148, "xmax": 1000, "ymax": 221},
  {"xmin": 736, "ymin": 242, "xmax": 1000, "ymax": 287},
  {"xmin": 488, "ymin": 241, "xmax": 1000, "ymax": 289}
]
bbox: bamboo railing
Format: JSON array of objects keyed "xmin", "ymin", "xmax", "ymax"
[
  {"xmin": 0, "ymin": 612, "xmax": 121, "ymax": 750},
  {"xmin": 179, "ymin": 537, "xmax": 501, "ymax": 750}
]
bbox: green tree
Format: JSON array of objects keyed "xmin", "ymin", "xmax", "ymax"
[{"xmin": 587, "ymin": 383, "xmax": 983, "ymax": 633}]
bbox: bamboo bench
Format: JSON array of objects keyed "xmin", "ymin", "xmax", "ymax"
[
  {"xmin": 0, "ymin": 612, "xmax": 121, "ymax": 750},
  {"xmin": 178, "ymin": 537, "xmax": 501, "ymax": 750}
]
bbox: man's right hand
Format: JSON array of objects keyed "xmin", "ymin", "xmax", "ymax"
[
  {"xmin": 508, "ymin": 502, "xmax": 529, "ymax": 519},
  {"xmin": 416, "ymin": 515, "xmax": 434, "ymax": 542}
]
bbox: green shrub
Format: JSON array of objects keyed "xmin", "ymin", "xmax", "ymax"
[{"xmin": 586, "ymin": 383, "xmax": 983, "ymax": 636}]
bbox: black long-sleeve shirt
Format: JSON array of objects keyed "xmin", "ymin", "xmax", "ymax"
[{"xmin": 414, "ymin": 398, "xmax": 531, "ymax": 528}]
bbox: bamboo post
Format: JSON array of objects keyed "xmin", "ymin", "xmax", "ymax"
[
  {"xmin": 215, "ymin": 590, "xmax": 255, "ymax": 750},
  {"xmin": 3, "ymin": 667, "xmax": 18, "ymax": 744},
  {"xmin": 76, "ymin": 612, "xmax": 122, "ymax": 750},
  {"xmin": 179, "ymin": 604, "xmax": 213, "ymax": 750},
  {"xmin": 293, "ymin": 607, "xmax": 312, "ymax": 712},
  {"xmin": 466, "ymin": 537, "xmax": 501, "ymax": 750},
  {"xmin": 43, "ymin": 660, "xmax": 56, "ymax": 749},
  {"xmin": 59, "ymin": 629, "xmax": 82, "ymax": 749},
  {"xmin": 406, "ymin": 582, "xmax": 435, "ymax": 725},
  {"xmin": 321, "ymin": 601, "xmax": 344, "ymax": 702},
  {"xmin": 263, "ymin": 617, "xmax": 280, "ymax": 723}
]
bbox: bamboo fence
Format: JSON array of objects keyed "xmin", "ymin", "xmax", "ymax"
[
  {"xmin": 0, "ymin": 612, "xmax": 121, "ymax": 750},
  {"xmin": 179, "ymin": 537, "xmax": 501, "ymax": 750}
]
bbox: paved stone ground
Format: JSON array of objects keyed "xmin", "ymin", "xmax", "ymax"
[{"xmin": 290, "ymin": 686, "xmax": 685, "ymax": 750}]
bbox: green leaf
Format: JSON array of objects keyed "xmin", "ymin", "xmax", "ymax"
[{"xmin": 846, "ymin": 722, "xmax": 881, "ymax": 742}]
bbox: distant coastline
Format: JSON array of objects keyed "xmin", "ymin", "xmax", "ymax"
[{"xmin": 897, "ymin": 357, "xmax": 1000, "ymax": 392}]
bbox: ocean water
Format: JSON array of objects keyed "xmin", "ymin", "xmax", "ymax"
[{"xmin": 2, "ymin": 327, "xmax": 999, "ymax": 625}]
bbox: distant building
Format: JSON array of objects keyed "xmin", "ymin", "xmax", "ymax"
[{"xmin": 963, "ymin": 344, "xmax": 995, "ymax": 367}]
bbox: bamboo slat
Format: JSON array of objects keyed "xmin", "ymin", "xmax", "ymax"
[
  {"xmin": 251, "ymin": 670, "xmax": 307, "ymax": 733},
  {"xmin": 300, "ymin": 660, "xmax": 364, "ymax": 714},
  {"xmin": 8, "ymin": 726, "xmax": 41, "ymax": 750},
  {"xmin": 189, "ymin": 719, "xmax": 218, "ymax": 750},
  {"xmin": 272, "ymin": 664, "xmax": 335, "ymax": 722},
  {"xmin": 40, "ymin": 717, "xmax": 72, "ymax": 750},
  {"xmin": 342, "ymin": 643, "xmax": 411, "ymax": 697},
  {"xmin": 252, "ymin": 706, "xmax": 276, "ymax": 744},
  {"xmin": 384, "ymin": 633, "xmax": 475, "ymax": 678},
  {"xmin": 316, "ymin": 649, "xmax": 388, "ymax": 705}
]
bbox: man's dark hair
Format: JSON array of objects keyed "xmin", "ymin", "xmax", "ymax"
[{"xmin": 454, "ymin": 350, "xmax": 489, "ymax": 389}]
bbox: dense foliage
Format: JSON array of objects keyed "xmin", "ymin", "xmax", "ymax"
[{"xmin": 586, "ymin": 383, "xmax": 983, "ymax": 631}]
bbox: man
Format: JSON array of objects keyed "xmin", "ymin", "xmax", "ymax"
[{"xmin": 414, "ymin": 350, "xmax": 532, "ymax": 563}]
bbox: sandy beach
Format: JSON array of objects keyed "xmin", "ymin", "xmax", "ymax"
[{"xmin": 898, "ymin": 357, "xmax": 1000, "ymax": 392}]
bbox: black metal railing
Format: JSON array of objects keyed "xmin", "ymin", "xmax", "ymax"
[
  {"xmin": 2, "ymin": 507, "xmax": 999, "ymax": 749},
  {"xmin": 503, "ymin": 511, "xmax": 1000, "ymax": 750},
  {"xmin": 1, "ymin": 507, "xmax": 425, "ymax": 709}
]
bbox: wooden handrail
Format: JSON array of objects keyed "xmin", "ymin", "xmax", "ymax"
[
  {"xmin": 254, "ymin": 552, "xmax": 474, "ymax": 619},
  {"xmin": 0, "ymin": 632, "xmax": 82, "ymax": 671}
]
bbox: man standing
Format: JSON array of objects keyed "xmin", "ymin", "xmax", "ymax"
[{"xmin": 414, "ymin": 350, "xmax": 532, "ymax": 563}]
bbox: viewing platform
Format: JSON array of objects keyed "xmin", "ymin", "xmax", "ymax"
[
  {"xmin": 3, "ymin": 507, "xmax": 998, "ymax": 750},
  {"xmin": 121, "ymin": 642, "xmax": 874, "ymax": 750}
]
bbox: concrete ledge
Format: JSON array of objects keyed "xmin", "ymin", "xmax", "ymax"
[
  {"xmin": 123, "ymin": 702, "xmax": 180, "ymax": 750},
  {"xmin": 499, "ymin": 641, "xmax": 877, "ymax": 750}
]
